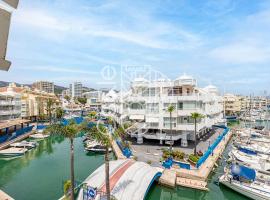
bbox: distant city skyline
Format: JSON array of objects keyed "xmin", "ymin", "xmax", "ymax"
[{"xmin": 1, "ymin": 0, "xmax": 270, "ymax": 95}]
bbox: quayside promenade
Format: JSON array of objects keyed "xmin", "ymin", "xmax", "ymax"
[{"xmin": 159, "ymin": 127, "xmax": 233, "ymax": 191}]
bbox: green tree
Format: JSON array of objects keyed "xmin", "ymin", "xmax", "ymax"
[
  {"xmin": 46, "ymin": 98, "xmax": 55, "ymax": 124},
  {"xmin": 77, "ymin": 97, "xmax": 87, "ymax": 106},
  {"xmin": 191, "ymin": 112, "xmax": 204, "ymax": 155},
  {"xmin": 83, "ymin": 124, "xmax": 118, "ymax": 200},
  {"xmin": 88, "ymin": 111, "xmax": 97, "ymax": 120},
  {"xmin": 64, "ymin": 95, "xmax": 71, "ymax": 102},
  {"xmin": 45, "ymin": 120, "xmax": 83, "ymax": 200},
  {"xmin": 77, "ymin": 97, "xmax": 87, "ymax": 116},
  {"xmin": 167, "ymin": 105, "xmax": 175, "ymax": 154},
  {"xmin": 55, "ymin": 107, "xmax": 65, "ymax": 120}
]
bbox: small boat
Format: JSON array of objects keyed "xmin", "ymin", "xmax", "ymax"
[
  {"xmin": 0, "ymin": 147, "xmax": 28, "ymax": 157},
  {"xmin": 10, "ymin": 140, "xmax": 38, "ymax": 149},
  {"xmin": 234, "ymin": 142, "xmax": 270, "ymax": 155},
  {"xmin": 85, "ymin": 140, "xmax": 111, "ymax": 153},
  {"xmin": 30, "ymin": 133, "xmax": 50, "ymax": 139},
  {"xmin": 230, "ymin": 149, "xmax": 270, "ymax": 174},
  {"xmin": 219, "ymin": 164, "xmax": 270, "ymax": 200}
]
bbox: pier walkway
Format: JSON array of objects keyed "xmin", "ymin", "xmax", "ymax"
[
  {"xmin": 0, "ymin": 129, "xmax": 35, "ymax": 150},
  {"xmin": 77, "ymin": 159, "xmax": 163, "ymax": 200}
]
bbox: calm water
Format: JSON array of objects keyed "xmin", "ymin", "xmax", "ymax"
[
  {"xmin": 0, "ymin": 121, "xmax": 268, "ymax": 200},
  {"xmin": 0, "ymin": 136, "xmax": 108, "ymax": 200}
]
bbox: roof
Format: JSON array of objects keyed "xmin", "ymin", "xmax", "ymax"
[
  {"xmin": 0, "ymin": 119, "xmax": 31, "ymax": 129},
  {"xmin": 176, "ymin": 73, "xmax": 194, "ymax": 80},
  {"xmin": 231, "ymin": 164, "xmax": 256, "ymax": 181}
]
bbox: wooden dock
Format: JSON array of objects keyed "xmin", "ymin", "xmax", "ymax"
[
  {"xmin": 0, "ymin": 130, "xmax": 36, "ymax": 150},
  {"xmin": 0, "ymin": 190, "xmax": 14, "ymax": 200}
]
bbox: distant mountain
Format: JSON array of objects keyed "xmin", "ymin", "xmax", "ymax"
[{"xmin": 0, "ymin": 81, "xmax": 67, "ymax": 94}]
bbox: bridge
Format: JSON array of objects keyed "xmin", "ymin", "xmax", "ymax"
[{"xmin": 77, "ymin": 159, "xmax": 163, "ymax": 200}]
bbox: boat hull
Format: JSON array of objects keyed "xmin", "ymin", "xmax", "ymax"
[{"xmin": 220, "ymin": 177, "xmax": 270, "ymax": 200}]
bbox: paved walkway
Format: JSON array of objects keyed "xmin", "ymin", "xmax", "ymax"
[
  {"xmin": 0, "ymin": 190, "xmax": 14, "ymax": 200},
  {"xmin": 172, "ymin": 130, "xmax": 233, "ymax": 181}
]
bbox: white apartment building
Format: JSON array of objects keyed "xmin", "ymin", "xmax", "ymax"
[
  {"xmin": 0, "ymin": 84, "xmax": 21, "ymax": 121},
  {"xmin": 69, "ymin": 82, "xmax": 82, "ymax": 98},
  {"xmin": 83, "ymin": 90, "xmax": 103, "ymax": 111},
  {"xmin": 32, "ymin": 81, "xmax": 54, "ymax": 94},
  {"xmin": 102, "ymin": 74, "xmax": 224, "ymax": 147},
  {"xmin": 0, "ymin": 0, "xmax": 19, "ymax": 71}
]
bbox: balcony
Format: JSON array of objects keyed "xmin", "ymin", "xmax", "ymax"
[
  {"xmin": 177, "ymin": 123, "xmax": 205, "ymax": 131},
  {"xmin": 0, "ymin": 100, "xmax": 15, "ymax": 105}
]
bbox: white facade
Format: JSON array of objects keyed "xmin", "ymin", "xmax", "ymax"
[
  {"xmin": 83, "ymin": 90, "xmax": 103, "ymax": 110},
  {"xmin": 69, "ymin": 82, "xmax": 82, "ymax": 98},
  {"xmin": 0, "ymin": 84, "xmax": 21, "ymax": 121},
  {"xmin": 102, "ymin": 74, "xmax": 224, "ymax": 147}
]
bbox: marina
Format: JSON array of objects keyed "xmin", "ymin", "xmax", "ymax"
[{"xmin": 0, "ymin": 121, "xmax": 266, "ymax": 199}]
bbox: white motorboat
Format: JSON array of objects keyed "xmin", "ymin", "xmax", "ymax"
[
  {"xmin": 219, "ymin": 164, "xmax": 270, "ymax": 200},
  {"xmin": 234, "ymin": 142, "xmax": 270, "ymax": 155},
  {"xmin": 0, "ymin": 147, "xmax": 28, "ymax": 157},
  {"xmin": 230, "ymin": 149, "xmax": 270, "ymax": 174},
  {"xmin": 29, "ymin": 133, "xmax": 50, "ymax": 139},
  {"xmin": 84, "ymin": 140, "xmax": 111, "ymax": 153},
  {"xmin": 10, "ymin": 140, "xmax": 38, "ymax": 149}
]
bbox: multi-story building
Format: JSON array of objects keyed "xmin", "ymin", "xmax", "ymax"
[
  {"xmin": 69, "ymin": 82, "xmax": 82, "ymax": 98},
  {"xmin": 0, "ymin": 0, "xmax": 19, "ymax": 71},
  {"xmin": 0, "ymin": 83, "xmax": 21, "ymax": 120},
  {"xmin": 0, "ymin": 83, "xmax": 59, "ymax": 121},
  {"xmin": 83, "ymin": 90, "xmax": 103, "ymax": 111},
  {"xmin": 102, "ymin": 74, "xmax": 224, "ymax": 147},
  {"xmin": 223, "ymin": 94, "xmax": 241, "ymax": 116},
  {"xmin": 32, "ymin": 81, "xmax": 54, "ymax": 94},
  {"xmin": 20, "ymin": 87, "xmax": 59, "ymax": 120}
]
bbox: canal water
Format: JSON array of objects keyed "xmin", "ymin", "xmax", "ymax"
[{"xmin": 0, "ymin": 121, "xmax": 268, "ymax": 200}]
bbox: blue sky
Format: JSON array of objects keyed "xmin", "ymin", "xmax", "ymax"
[{"xmin": 1, "ymin": 0, "xmax": 270, "ymax": 95}]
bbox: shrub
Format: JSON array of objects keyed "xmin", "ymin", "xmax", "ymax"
[
  {"xmin": 147, "ymin": 160, "xmax": 152, "ymax": 165},
  {"xmin": 172, "ymin": 150, "xmax": 185, "ymax": 161},
  {"xmin": 188, "ymin": 154, "xmax": 200, "ymax": 163}
]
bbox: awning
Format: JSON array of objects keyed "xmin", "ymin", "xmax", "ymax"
[
  {"xmin": 146, "ymin": 117, "xmax": 159, "ymax": 123},
  {"xmin": 129, "ymin": 115, "xmax": 144, "ymax": 120},
  {"xmin": 231, "ymin": 164, "xmax": 256, "ymax": 181}
]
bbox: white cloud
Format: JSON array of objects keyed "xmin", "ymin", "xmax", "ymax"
[
  {"xmin": 20, "ymin": 66, "xmax": 99, "ymax": 75},
  {"xmin": 13, "ymin": 7, "xmax": 202, "ymax": 50},
  {"xmin": 209, "ymin": 42, "xmax": 270, "ymax": 63}
]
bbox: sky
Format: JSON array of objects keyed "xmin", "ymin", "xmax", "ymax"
[{"xmin": 1, "ymin": 0, "xmax": 270, "ymax": 95}]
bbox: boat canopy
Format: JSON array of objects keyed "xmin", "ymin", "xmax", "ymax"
[
  {"xmin": 238, "ymin": 147, "xmax": 257, "ymax": 155},
  {"xmin": 231, "ymin": 164, "xmax": 256, "ymax": 181}
]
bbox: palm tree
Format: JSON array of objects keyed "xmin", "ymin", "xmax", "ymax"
[
  {"xmin": 55, "ymin": 107, "xmax": 65, "ymax": 121},
  {"xmin": 64, "ymin": 95, "xmax": 71, "ymax": 102},
  {"xmin": 84, "ymin": 124, "xmax": 116, "ymax": 200},
  {"xmin": 46, "ymin": 98, "xmax": 55, "ymax": 124},
  {"xmin": 88, "ymin": 111, "xmax": 97, "ymax": 120},
  {"xmin": 167, "ymin": 105, "xmax": 175, "ymax": 154},
  {"xmin": 45, "ymin": 120, "xmax": 83, "ymax": 200},
  {"xmin": 191, "ymin": 112, "xmax": 204, "ymax": 155}
]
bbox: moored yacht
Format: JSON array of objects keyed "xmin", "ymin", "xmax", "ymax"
[
  {"xmin": 84, "ymin": 140, "xmax": 112, "ymax": 153},
  {"xmin": 230, "ymin": 149, "xmax": 270, "ymax": 174},
  {"xmin": 219, "ymin": 164, "xmax": 270, "ymax": 200},
  {"xmin": 10, "ymin": 140, "xmax": 38, "ymax": 149},
  {"xmin": 0, "ymin": 147, "xmax": 28, "ymax": 157},
  {"xmin": 30, "ymin": 133, "xmax": 50, "ymax": 140}
]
